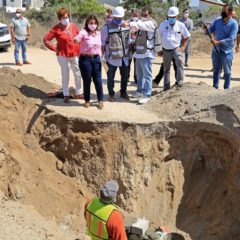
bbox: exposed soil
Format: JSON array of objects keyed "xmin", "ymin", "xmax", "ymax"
[{"xmin": 0, "ymin": 68, "xmax": 240, "ymax": 240}]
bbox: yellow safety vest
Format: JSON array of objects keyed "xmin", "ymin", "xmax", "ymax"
[{"xmin": 86, "ymin": 197, "xmax": 118, "ymax": 240}]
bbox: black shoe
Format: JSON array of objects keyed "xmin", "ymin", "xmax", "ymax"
[
  {"xmin": 185, "ymin": 63, "xmax": 189, "ymax": 67},
  {"xmin": 120, "ymin": 92, "xmax": 130, "ymax": 100},
  {"xmin": 163, "ymin": 86, "xmax": 170, "ymax": 91}
]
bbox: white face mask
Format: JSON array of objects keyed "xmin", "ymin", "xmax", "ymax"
[
  {"xmin": 88, "ymin": 24, "xmax": 97, "ymax": 32},
  {"xmin": 61, "ymin": 18, "xmax": 70, "ymax": 26},
  {"xmin": 16, "ymin": 13, "xmax": 21, "ymax": 18},
  {"xmin": 141, "ymin": 17, "xmax": 148, "ymax": 22}
]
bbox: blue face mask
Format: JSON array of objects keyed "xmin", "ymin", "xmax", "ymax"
[
  {"xmin": 168, "ymin": 18, "xmax": 176, "ymax": 25},
  {"xmin": 113, "ymin": 19, "xmax": 122, "ymax": 26}
]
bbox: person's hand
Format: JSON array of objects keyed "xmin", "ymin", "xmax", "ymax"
[
  {"xmin": 236, "ymin": 46, "xmax": 240, "ymax": 53},
  {"xmin": 73, "ymin": 38, "xmax": 79, "ymax": 44},
  {"xmin": 11, "ymin": 38, "xmax": 15, "ymax": 44},
  {"xmin": 26, "ymin": 35, "xmax": 30, "ymax": 43},
  {"xmin": 120, "ymin": 21, "xmax": 129, "ymax": 28},
  {"xmin": 178, "ymin": 47, "xmax": 185, "ymax": 53},
  {"xmin": 158, "ymin": 51, "xmax": 163, "ymax": 57},
  {"xmin": 210, "ymin": 38, "xmax": 220, "ymax": 46}
]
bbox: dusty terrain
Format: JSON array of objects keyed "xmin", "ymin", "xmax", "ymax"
[{"xmin": 0, "ymin": 46, "xmax": 240, "ymax": 240}]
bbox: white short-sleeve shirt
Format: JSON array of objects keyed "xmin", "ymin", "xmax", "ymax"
[{"xmin": 158, "ymin": 20, "xmax": 190, "ymax": 50}]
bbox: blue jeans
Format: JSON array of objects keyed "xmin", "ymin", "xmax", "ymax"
[
  {"xmin": 136, "ymin": 58, "xmax": 153, "ymax": 97},
  {"xmin": 79, "ymin": 55, "xmax": 103, "ymax": 102},
  {"xmin": 185, "ymin": 39, "xmax": 191, "ymax": 65},
  {"xmin": 107, "ymin": 60, "xmax": 129, "ymax": 96},
  {"xmin": 14, "ymin": 39, "xmax": 27, "ymax": 62},
  {"xmin": 212, "ymin": 50, "xmax": 233, "ymax": 89}
]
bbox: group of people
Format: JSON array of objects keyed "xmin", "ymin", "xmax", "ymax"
[
  {"xmin": 9, "ymin": 4, "xmax": 240, "ymax": 110},
  {"xmin": 41, "ymin": 5, "xmax": 193, "ymax": 108}
]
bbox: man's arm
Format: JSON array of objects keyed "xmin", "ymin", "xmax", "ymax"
[
  {"xmin": 106, "ymin": 210, "xmax": 127, "ymax": 240},
  {"xmin": 122, "ymin": 20, "xmax": 156, "ymax": 32},
  {"xmin": 101, "ymin": 25, "xmax": 108, "ymax": 55},
  {"xmin": 10, "ymin": 19, "xmax": 15, "ymax": 43},
  {"xmin": 26, "ymin": 25, "xmax": 31, "ymax": 41},
  {"xmin": 236, "ymin": 26, "xmax": 240, "ymax": 53},
  {"xmin": 10, "ymin": 26, "xmax": 15, "ymax": 43},
  {"xmin": 180, "ymin": 37, "xmax": 190, "ymax": 52},
  {"xmin": 179, "ymin": 24, "xmax": 191, "ymax": 52},
  {"xmin": 212, "ymin": 21, "xmax": 238, "ymax": 46}
]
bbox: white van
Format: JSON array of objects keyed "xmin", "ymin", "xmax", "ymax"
[{"xmin": 0, "ymin": 23, "xmax": 11, "ymax": 51}]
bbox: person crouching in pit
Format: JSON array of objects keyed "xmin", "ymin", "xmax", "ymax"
[{"xmin": 74, "ymin": 15, "xmax": 104, "ymax": 110}]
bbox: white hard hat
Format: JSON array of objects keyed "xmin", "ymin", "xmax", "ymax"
[
  {"xmin": 112, "ymin": 6, "xmax": 125, "ymax": 18},
  {"xmin": 168, "ymin": 6, "xmax": 179, "ymax": 17}
]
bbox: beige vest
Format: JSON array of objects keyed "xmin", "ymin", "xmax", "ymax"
[
  {"xmin": 106, "ymin": 22, "xmax": 130, "ymax": 59},
  {"xmin": 135, "ymin": 19, "xmax": 162, "ymax": 54}
]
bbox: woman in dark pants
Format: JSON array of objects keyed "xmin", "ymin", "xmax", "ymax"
[{"xmin": 74, "ymin": 15, "xmax": 104, "ymax": 109}]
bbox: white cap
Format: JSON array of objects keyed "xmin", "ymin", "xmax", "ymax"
[
  {"xmin": 168, "ymin": 6, "xmax": 179, "ymax": 17},
  {"xmin": 112, "ymin": 6, "xmax": 125, "ymax": 18}
]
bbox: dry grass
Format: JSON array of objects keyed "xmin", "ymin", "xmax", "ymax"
[{"xmin": 191, "ymin": 29, "xmax": 212, "ymax": 56}]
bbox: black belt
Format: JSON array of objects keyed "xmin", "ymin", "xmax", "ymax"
[
  {"xmin": 163, "ymin": 47, "xmax": 178, "ymax": 52},
  {"xmin": 80, "ymin": 54, "xmax": 99, "ymax": 58}
]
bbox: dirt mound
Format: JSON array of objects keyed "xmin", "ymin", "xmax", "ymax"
[
  {"xmin": 147, "ymin": 82, "xmax": 240, "ymax": 126},
  {"xmin": 1, "ymin": 68, "xmax": 240, "ymax": 240},
  {"xmin": 0, "ymin": 68, "xmax": 88, "ymax": 239}
]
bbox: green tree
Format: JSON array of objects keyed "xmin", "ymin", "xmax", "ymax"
[{"xmin": 121, "ymin": 0, "xmax": 155, "ymax": 10}]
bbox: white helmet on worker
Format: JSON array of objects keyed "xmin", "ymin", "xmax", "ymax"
[
  {"xmin": 112, "ymin": 6, "xmax": 125, "ymax": 18},
  {"xmin": 168, "ymin": 6, "xmax": 179, "ymax": 17}
]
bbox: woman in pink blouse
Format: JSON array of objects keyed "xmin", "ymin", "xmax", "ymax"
[{"xmin": 74, "ymin": 15, "xmax": 104, "ymax": 110}]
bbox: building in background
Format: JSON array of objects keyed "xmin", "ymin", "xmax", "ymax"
[{"xmin": 0, "ymin": 0, "xmax": 44, "ymax": 9}]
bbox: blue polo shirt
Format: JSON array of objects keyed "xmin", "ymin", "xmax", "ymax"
[{"xmin": 209, "ymin": 17, "xmax": 238, "ymax": 54}]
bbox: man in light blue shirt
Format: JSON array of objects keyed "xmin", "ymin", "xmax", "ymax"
[
  {"xmin": 208, "ymin": 4, "xmax": 238, "ymax": 89},
  {"xmin": 10, "ymin": 9, "xmax": 31, "ymax": 66}
]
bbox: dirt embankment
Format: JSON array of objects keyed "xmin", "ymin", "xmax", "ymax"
[{"xmin": 0, "ymin": 68, "xmax": 240, "ymax": 240}]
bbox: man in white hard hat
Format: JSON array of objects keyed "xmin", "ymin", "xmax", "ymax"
[
  {"xmin": 101, "ymin": 6, "xmax": 131, "ymax": 102},
  {"xmin": 158, "ymin": 6, "xmax": 190, "ymax": 91}
]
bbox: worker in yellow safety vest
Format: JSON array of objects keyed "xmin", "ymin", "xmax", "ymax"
[{"xmin": 84, "ymin": 180, "xmax": 127, "ymax": 240}]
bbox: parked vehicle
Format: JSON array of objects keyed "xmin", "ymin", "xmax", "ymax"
[{"xmin": 0, "ymin": 23, "xmax": 11, "ymax": 51}]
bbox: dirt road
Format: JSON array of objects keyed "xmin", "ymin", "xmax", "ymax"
[
  {"xmin": 1, "ymin": 47, "xmax": 239, "ymax": 87},
  {"xmin": 0, "ymin": 47, "xmax": 240, "ymax": 122}
]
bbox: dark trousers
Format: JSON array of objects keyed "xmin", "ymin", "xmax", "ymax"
[
  {"xmin": 153, "ymin": 58, "xmax": 177, "ymax": 85},
  {"xmin": 79, "ymin": 55, "xmax": 104, "ymax": 102},
  {"xmin": 107, "ymin": 60, "xmax": 129, "ymax": 96},
  {"xmin": 128, "ymin": 57, "xmax": 137, "ymax": 83}
]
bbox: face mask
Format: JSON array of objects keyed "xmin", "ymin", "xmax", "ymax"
[
  {"xmin": 221, "ymin": 11, "xmax": 228, "ymax": 19},
  {"xmin": 141, "ymin": 17, "xmax": 148, "ymax": 22},
  {"xmin": 184, "ymin": 13, "xmax": 189, "ymax": 18},
  {"xmin": 88, "ymin": 24, "xmax": 97, "ymax": 32},
  {"xmin": 168, "ymin": 18, "xmax": 176, "ymax": 25},
  {"xmin": 131, "ymin": 17, "xmax": 138, "ymax": 22},
  {"xmin": 61, "ymin": 18, "xmax": 70, "ymax": 26},
  {"xmin": 113, "ymin": 19, "xmax": 122, "ymax": 26},
  {"xmin": 16, "ymin": 13, "xmax": 21, "ymax": 18}
]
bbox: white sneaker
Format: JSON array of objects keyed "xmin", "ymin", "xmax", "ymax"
[
  {"xmin": 131, "ymin": 91, "xmax": 143, "ymax": 99},
  {"xmin": 138, "ymin": 97, "xmax": 150, "ymax": 104}
]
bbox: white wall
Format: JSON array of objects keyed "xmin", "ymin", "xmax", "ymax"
[
  {"xmin": 6, "ymin": 0, "xmax": 22, "ymax": 7},
  {"xmin": 32, "ymin": 0, "xmax": 44, "ymax": 8}
]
